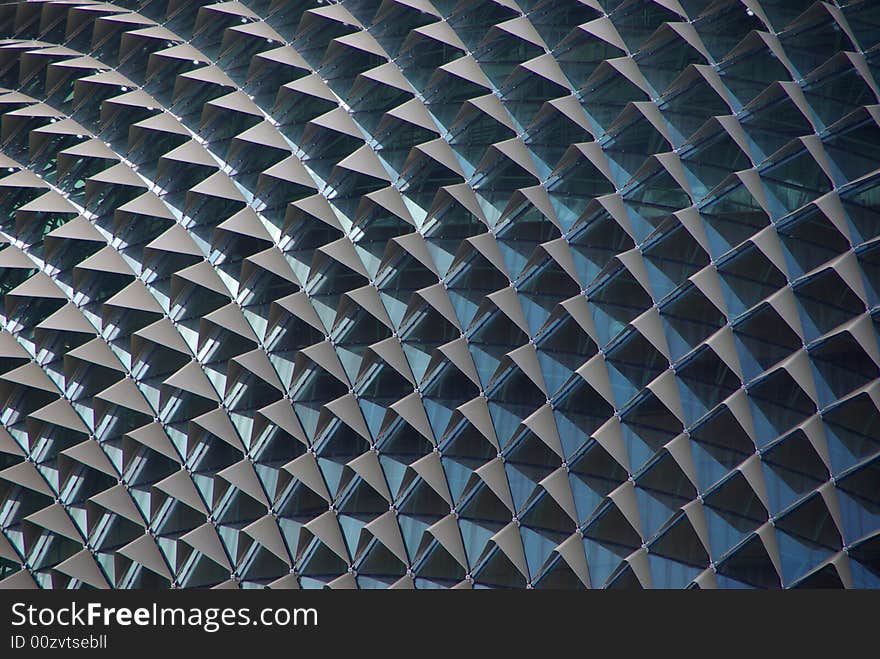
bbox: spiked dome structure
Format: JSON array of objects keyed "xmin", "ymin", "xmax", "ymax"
[{"xmin": 0, "ymin": 0, "xmax": 878, "ymax": 590}]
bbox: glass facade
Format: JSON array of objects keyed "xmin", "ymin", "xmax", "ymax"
[{"xmin": 0, "ymin": 0, "xmax": 877, "ymax": 589}]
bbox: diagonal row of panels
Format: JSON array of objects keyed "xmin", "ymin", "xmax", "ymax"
[{"xmin": 0, "ymin": 0, "xmax": 877, "ymax": 589}]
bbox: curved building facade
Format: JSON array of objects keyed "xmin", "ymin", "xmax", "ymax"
[{"xmin": 0, "ymin": 0, "xmax": 877, "ymax": 589}]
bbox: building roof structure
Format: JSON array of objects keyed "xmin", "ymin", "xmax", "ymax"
[{"xmin": 0, "ymin": 0, "xmax": 877, "ymax": 589}]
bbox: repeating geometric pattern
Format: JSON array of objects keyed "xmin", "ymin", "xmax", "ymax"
[{"xmin": 0, "ymin": 0, "xmax": 877, "ymax": 590}]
